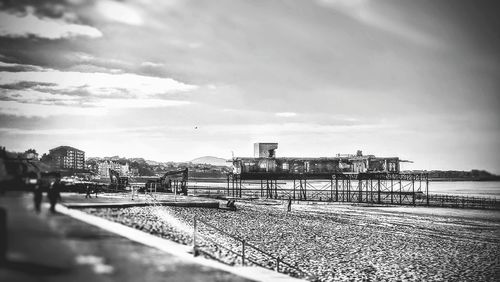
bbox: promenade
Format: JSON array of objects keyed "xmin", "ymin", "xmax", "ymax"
[{"xmin": 0, "ymin": 191, "xmax": 302, "ymax": 282}]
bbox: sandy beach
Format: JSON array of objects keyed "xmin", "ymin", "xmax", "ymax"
[{"xmin": 84, "ymin": 198, "xmax": 500, "ymax": 281}]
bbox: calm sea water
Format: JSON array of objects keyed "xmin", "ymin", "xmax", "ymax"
[
  {"xmin": 191, "ymin": 180, "xmax": 500, "ymax": 199},
  {"xmin": 429, "ymin": 181, "xmax": 500, "ymax": 199}
]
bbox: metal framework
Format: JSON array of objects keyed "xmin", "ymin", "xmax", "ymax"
[
  {"xmin": 226, "ymin": 172, "xmax": 429, "ymax": 206},
  {"xmin": 145, "ymin": 168, "xmax": 188, "ymax": 194}
]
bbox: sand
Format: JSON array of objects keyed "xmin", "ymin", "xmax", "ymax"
[{"xmin": 84, "ymin": 199, "xmax": 500, "ymax": 281}]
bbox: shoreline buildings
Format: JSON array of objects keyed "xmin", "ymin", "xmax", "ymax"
[
  {"xmin": 47, "ymin": 146, "xmax": 85, "ymax": 170},
  {"xmin": 97, "ymin": 161, "xmax": 130, "ymax": 178}
]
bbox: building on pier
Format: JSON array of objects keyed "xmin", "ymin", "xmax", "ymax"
[{"xmin": 232, "ymin": 143, "xmax": 405, "ymax": 178}]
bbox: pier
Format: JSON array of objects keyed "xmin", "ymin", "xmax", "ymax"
[
  {"xmin": 222, "ymin": 143, "xmax": 430, "ymax": 206},
  {"xmin": 226, "ymin": 172, "xmax": 429, "ymax": 206}
]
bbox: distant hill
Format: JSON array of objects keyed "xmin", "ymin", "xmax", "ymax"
[
  {"xmin": 190, "ymin": 156, "xmax": 230, "ymax": 167},
  {"xmin": 403, "ymin": 169, "xmax": 500, "ymax": 181}
]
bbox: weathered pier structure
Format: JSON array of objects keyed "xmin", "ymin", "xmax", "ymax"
[{"xmin": 227, "ymin": 143, "xmax": 429, "ymax": 206}]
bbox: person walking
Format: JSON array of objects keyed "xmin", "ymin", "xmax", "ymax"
[
  {"xmin": 33, "ymin": 183, "xmax": 43, "ymax": 213},
  {"xmin": 85, "ymin": 184, "xmax": 92, "ymax": 199},
  {"xmin": 287, "ymin": 197, "xmax": 292, "ymax": 212},
  {"xmin": 48, "ymin": 179, "xmax": 62, "ymax": 213}
]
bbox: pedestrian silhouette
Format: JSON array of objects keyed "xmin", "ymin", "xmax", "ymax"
[
  {"xmin": 48, "ymin": 179, "xmax": 62, "ymax": 213},
  {"xmin": 85, "ymin": 184, "xmax": 92, "ymax": 199},
  {"xmin": 33, "ymin": 184, "xmax": 43, "ymax": 213}
]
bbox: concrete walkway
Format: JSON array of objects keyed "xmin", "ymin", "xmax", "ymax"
[
  {"xmin": 0, "ymin": 192, "xmax": 251, "ymax": 282},
  {"xmin": 0, "ymin": 192, "xmax": 305, "ymax": 282}
]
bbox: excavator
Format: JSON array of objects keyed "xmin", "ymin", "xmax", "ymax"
[
  {"xmin": 109, "ymin": 169, "xmax": 129, "ymax": 191},
  {"xmin": 145, "ymin": 168, "xmax": 188, "ymax": 195}
]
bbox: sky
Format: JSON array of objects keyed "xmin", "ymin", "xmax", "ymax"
[{"xmin": 0, "ymin": 0, "xmax": 499, "ymax": 173}]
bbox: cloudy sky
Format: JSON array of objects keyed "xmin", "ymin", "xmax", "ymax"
[{"xmin": 0, "ymin": 0, "xmax": 499, "ymax": 172}]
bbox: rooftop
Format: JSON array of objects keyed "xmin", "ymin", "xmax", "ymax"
[{"xmin": 49, "ymin": 145, "xmax": 84, "ymax": 153}]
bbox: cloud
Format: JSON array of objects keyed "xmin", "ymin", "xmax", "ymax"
[
  {"xmin": 275, "ymin": 112, "xmax": 297, "ymax": 117},
  {"xmin": 90, "ymin": 98, "xmax": 189, "ymax": 109},
  {"xmin": 0, "ymin": 9, "xmax": 103, "ymax": 39},
  {"xmin": 0, "ymin": 81, "xmax": 57, "ymax": 91},
  {"xmin": 0, "ymin": 100, "xmax": 106, "ymax": 117},
  {"xmin": 0, "ymin": 61, "xmax": 45, "ymax": 72},
  {"xmin": 0, "ymin": 122, "xmax": 388, "ymax": 140},
  {"xmin": 317, "ymin": 0, "xmax": 438, "ymax": 47},
  {"xmin": 0, "ymin": 68, "xmax": 197, "ymax": 97},
  {"xmin": 201, "ymin": 122, "xmax": 390, "ymax": 135},
  {"xmin": 65, "ymin": 52, "xmax": 130, "ymax": 73},
  {"xmin": 0, "ymin": 94, "xmax": 190, "ymax": 117},
  {"xmin": 0, "ymin": 62, "xmax": 197, "ymax": 116},
  {"xmin": 0, "ymin": 88, "xmax": 83, "ymax": 105},
  {"xmin": 141, "ymin": 62, "xmax": 164, "ymax": 68},
  {"xmin": 67, "ymin": 64, "xmax": 124, "ymax": 74},
  {"xmin": 96, "ymin": 1, "xmax": 143, "ymax": 26},
  {"xmin": 0, "ymin": 125, "xmax": 164, "ymax": 136}
]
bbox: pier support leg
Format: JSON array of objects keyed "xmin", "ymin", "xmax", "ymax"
[
  {"xmin": 426, "ymin": 176, "xmax": 429, "ymax": 206},
  {"xmin": 377, "ymin": 178, "xmax": 381, "ymax": 204},
  {"xmin": 365, "ymin": 180, "xmax": 369, "ymax": 203},
  {"xmin": 304, "ymin": 179, "xmax": 307, "ymax": 201},
  {"xmin": 335, "ymin": 178, "xmax": 338, "ymax": 202},
  {"xmin": 341, "ymin": 179, "xmax": 345, "ymax": 202},
  {"xmin": 239, "ymin": 176, "xmax": 242, "ymax": 198},
  {"xmin": 399, "ymin": 179, "xmax": 402, "ymax": 204},
  {"xmin": 370, "ymin": 179, "xmax": 373, "ymax": 203},
  {"xmin": 347, "ymin": 179, "xmax": 350, "ymax": 202},
  {"xmin": 412, "ymin": 177, "xmax": 415, "ymax": 206},
  {"xmin": 391, "ymin": 178, "xmax": 393, "ymax": 204},
  {"xmin": 358, "ymin": 180, "xmax": 362, "ymax": 203},
  {"xmin": 331, "ymin": 177, "xmax": 333, "ymax": 201},
  {"xmin": 274, "ymin": 179, "xmax": 278, "ymax": 199}
]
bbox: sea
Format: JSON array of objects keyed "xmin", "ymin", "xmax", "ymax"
[{"xmin": 429, "ymin": 181, "xmax": 500, "ymax": 199}]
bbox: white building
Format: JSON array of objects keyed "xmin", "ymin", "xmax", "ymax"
[{"xmin": 97, "ymin": 161, "xmax": 129, "ymax": 178}]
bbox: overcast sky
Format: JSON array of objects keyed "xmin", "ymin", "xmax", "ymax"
[{"xmin": 0, "ymin": 0, "xmax": 499, "ymax": 173}]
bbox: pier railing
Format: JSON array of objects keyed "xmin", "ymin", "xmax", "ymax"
[
  {"xmin": 426, "ymin": 194, "xmax": 500, "ymax": 210},
  {"xmin": 192, "ymin": 216, "xmax": 315, "ymax": 281}
]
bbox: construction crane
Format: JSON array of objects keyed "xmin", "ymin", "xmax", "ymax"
[{"xmin": 145, "ymin": 168, "xmax": 188, "ymax": 195}]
